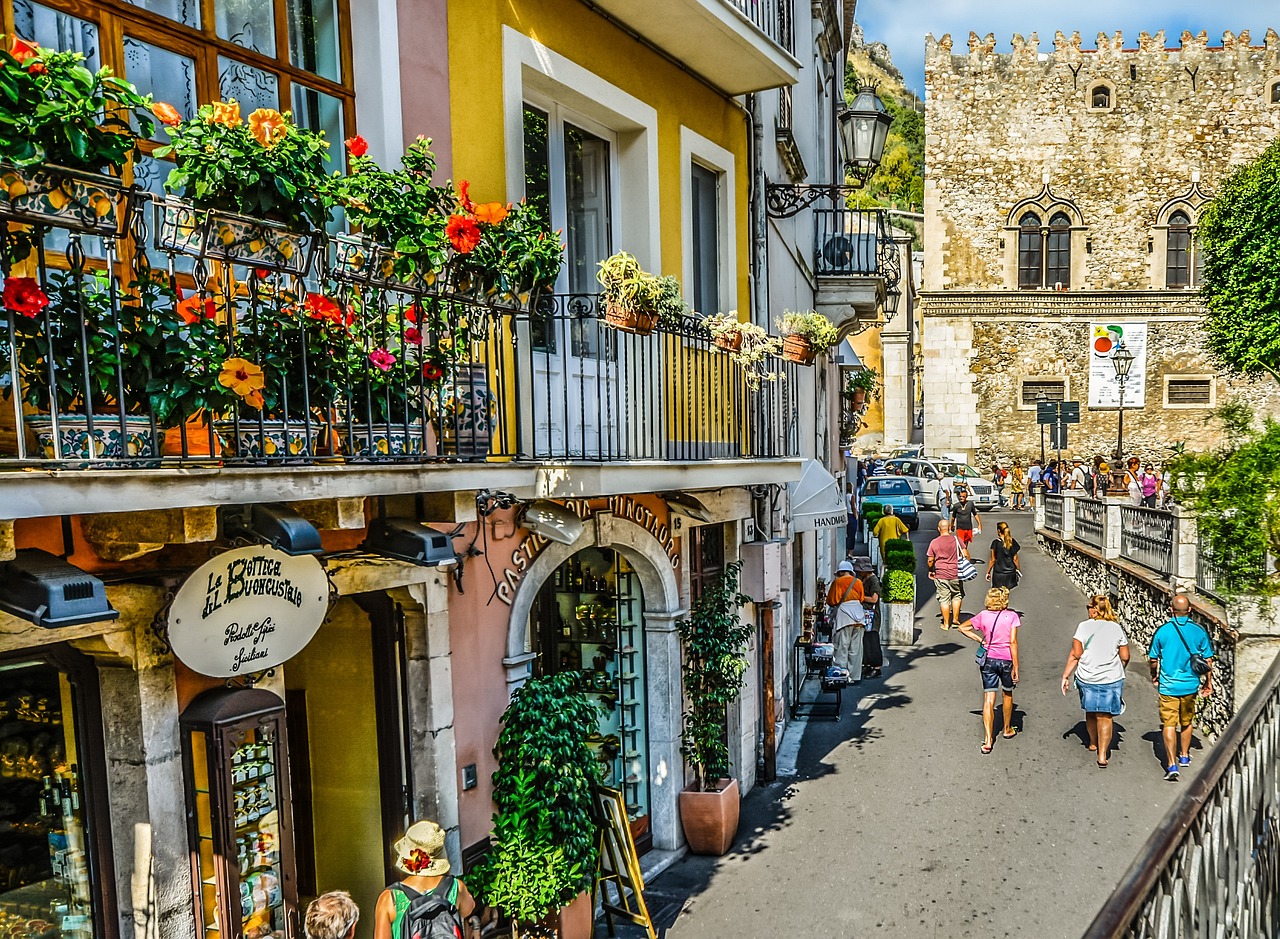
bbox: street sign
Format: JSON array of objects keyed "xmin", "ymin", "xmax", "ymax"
[
  {"xmin": 1059, "ymin": 401, "xmax": 1081, "ymax": 424},
  {"xmin": 1036, "ymin": 401, "xmax": 1058, "ymax": 425},
  {"xmin": 1051, "ymin": 424, "xmax": 1068, "ymax": 449}
]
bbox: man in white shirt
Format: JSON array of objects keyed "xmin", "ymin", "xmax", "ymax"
[
  {"xmin": 1027, "ymin": 460, "xmax": 1042, "ymax": 509},
  {"xmin": 1069, "ymin": 458, "xmax": 1089, "ymax": 491}
]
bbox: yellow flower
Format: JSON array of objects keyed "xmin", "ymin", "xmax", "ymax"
[
  {"xmin": 247, "ymin": 108, "xmax": 288, "ymax": 148},
  {"xmin": 206, "ymin": 100, "xmax": 242, "ymax": 126},
  {"xmin": 218, "ymin": 357, "xmax": 266, "ymax": 403}
]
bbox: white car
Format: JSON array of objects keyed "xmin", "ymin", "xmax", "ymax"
[{"xmin": 883, "ymin": 457, "xmax": 1000, "ymax": 511}]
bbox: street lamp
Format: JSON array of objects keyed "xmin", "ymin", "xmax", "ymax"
[
  {"xmin": 1111, "ymin": 343, "xmax": 1135, "ymax": 493},
  {"xmin": 883, "ymin": 286, "xmax": 901, "ymax": 322}
]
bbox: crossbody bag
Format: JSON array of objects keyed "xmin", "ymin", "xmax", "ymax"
[
  {"xmin": 1169, "ymin": 617, "xmax": 1212, "ymax": 678},
  {"xmin": 976, "ymin": 611, "xmax": 1006, "ymax": 666}
]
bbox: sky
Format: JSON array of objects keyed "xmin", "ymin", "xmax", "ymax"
[{"xmin": 857, "ymin": 1, "xmax": 1279, "ymax": 97}]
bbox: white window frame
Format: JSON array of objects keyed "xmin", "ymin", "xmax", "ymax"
[
  {"xmin": 1163, "ymin": 375, "xmax": 1216, "ymax": 409},
  {"xmin": 1017, "ymin": 377, "xmax": 1069, "ymax": 410},
  {"xmin": 680, "ymin": 126, "xmax": 738, "ymax": 318}
]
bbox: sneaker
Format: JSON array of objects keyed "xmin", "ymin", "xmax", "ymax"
[
  {"xmin": 1178, "ymin": 755, "xmax": 1191, "ymax": 767},
  {"xmin": 1164, "ymin": 765, "xmax": 1180, "ymax": 781}
]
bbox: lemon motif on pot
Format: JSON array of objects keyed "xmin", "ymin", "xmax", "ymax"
[{"xmin": 278, "ymin": 239, "xmax": 295, "ymax": 260}]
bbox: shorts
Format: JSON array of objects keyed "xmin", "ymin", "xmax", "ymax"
[
  {"xmin": 955, "ymin": 528, "xmax": 974, "ymax": 546},
  {"xmin": 935, "ymin": 578, "xmax": 964, "ymax": 604},
  {"xmin": 1077, "ymin": 678, "xmax": 1124, "ymax": 715},
  {"xmin": 980, "ymin": 658, "xmax": 1015, "ymax": 692},
  {"xmin": 1159, "ymin": 693, "xmax": 1197, "ymax": 728}
]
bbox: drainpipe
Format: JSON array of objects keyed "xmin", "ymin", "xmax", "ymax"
[{"xmin": 750, "ymin": 93, "xmax": 768, "ymax": 332}]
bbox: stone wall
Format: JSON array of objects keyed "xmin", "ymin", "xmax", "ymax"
[{"xmin": 1039, "ymin": 533, "xmax": 1235, "ymax": 737}]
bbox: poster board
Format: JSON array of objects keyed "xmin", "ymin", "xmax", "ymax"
[
  {"xmin": 591, "ymin": 786, "xmax": 655, "ymax": 938},
  {"xmin": 1088, "ymin": 322, "xmax": 1148, "ymax": 407}
]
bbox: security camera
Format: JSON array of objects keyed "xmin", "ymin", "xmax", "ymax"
[{"xmin": 521, "ymin": 501, "xmax": 585, "ymax": 546}]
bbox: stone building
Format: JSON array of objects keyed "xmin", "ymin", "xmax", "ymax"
[{"xmin": 920, "ymin": 28, "xmax": 1280, "ymax": 466}]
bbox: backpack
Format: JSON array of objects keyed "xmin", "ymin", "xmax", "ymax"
[
  {"xmin": 391, "ymin": 879, "xmax": 463, "ymax": 939},
  {"xmin": 1081, "ymin": 471, "xmax": 1095, "ymax": 496}
]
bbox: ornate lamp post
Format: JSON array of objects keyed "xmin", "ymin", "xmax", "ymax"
[{"xmin": 1110, "ymin": 343, "xmax": 1135, "ymax": 493}]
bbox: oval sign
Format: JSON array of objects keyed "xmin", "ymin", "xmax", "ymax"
[{"xmin": 169, "ymin": 546, "xmax": 331, "ymax": 677}]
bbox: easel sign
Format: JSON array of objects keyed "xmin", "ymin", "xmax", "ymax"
[{"xmin": 591, "ymin": 786, "xmax": 656, "ymax": 939}]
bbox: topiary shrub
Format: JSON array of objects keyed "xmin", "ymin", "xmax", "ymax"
[
  {"xmin": 883, "ymin": 538, "xmax": 917, "ymax": 573},
  {"xmin": 885, "ymin": 569, "xmax": 916, "ymax": 603}
]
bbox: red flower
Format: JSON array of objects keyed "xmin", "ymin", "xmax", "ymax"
[
  {"xmin": 177, "ymin": 295, "xmax": 217, "ymax": 325},
  {"xmin": 345, "ymin": 134, "xmax": 368, "ymax": 157},
  {"xmin": 26, "ymin": 61, "xmax": 45, "ymax": 76},
  {"xmin": 303, "ymin": 292, "xmax": 345, "ymax": 325},
  {"xmin": 9, "ymin": 37, "xmax": 38, "ymax": 65},
  {"xmin": 3, "ymin": 276, "xmax": 49, "ymax": 318},
  {"xmin": 253, "ymin": 267, "xmax": 271, "ymax": 280},
  {"xmin": 404, "ymin": 326, "xmax": 423, "ymax": 346},
  {"xmin": 369, "ymin": 348, "xmax": 396, "ymax": 372},
  {"xmin": 404, "ymin": 303, "xmax": 419, "ymax": 324},
  {"xmin": 457, "ymin": 180, "xmax": 475, "ymax": 213},
  {"xmin": 446, "ymin": 214, "xmax": 481, "ymax": 254},
  {"xmin": 422, "ymin": 362, "xmax": 444, "ymax": 382},
  {"xmin": 151, "ymin": 102, "xmax": 182, "ymax": 127}
]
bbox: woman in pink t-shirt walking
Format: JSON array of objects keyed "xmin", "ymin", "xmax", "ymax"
[{"xmin": 957, "ymin": 588, "xmax": 1022, "ymax": 753}]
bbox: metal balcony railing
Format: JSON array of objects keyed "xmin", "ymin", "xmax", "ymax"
[
  {"xmin": 814, "ymin": 207, "xmax": 896, "ymax": 279},
  {"xmin": 727, "ymin": 0, "xmax": 794, "ymax": 55},
  {"xmin": 1074, "ymin": 497, "xmax": 1105, "ymax": 548},
  {"xmin": 1119, "ymin": 505, "xmax": 1176, "ymax": 576}
]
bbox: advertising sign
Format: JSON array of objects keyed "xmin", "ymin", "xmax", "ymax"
[
  {"xmin": 169, "ymin": 546, "xmax": 331, "ymax": 677},
  {"xmin": 1088, "ymin": 322, "xmax": 1147, "ymax": 408}
]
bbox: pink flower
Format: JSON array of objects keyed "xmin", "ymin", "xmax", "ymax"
[
  {"xmin": 369, "ymin": 348, "xmax": 396, "ymax": 372},
  {"xmin": 404, "ymin": 326, "xmax": 423, "ymax": 346}
]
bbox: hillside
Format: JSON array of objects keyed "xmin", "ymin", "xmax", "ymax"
[{"xmin": 847, "ymin": 20, "xmax": 921, "ymax": 111}]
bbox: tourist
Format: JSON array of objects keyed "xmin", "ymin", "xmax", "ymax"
[
  {"xmin": 1141, "ymin": 463, "xmax": 1161, "ymax": 508},
  {"xmin": 1125, "ymin": 457, "xmax": 1143, "ymax": 505},
  {"xmin": 1059, "ymin": 595, "xmax": 1129, "ymax": 768},
  {"xmin": 1041, "ymin": 460, "xmax": 1058, "ymax": 494},
  {"xmin": 845, "ymin": 484, "xmax": 858, "ymax": 553},
  {"xmin": 1148, "ymin": 595, "xmax": 1214, "ymax": 781},
  {"xmin": 1069, "ymin": 457, "xmax": 1089, "ymax": 491},
  {"xmin": 1009, "ymin": 460, "xmax": 1026, "ymax": 510},
  {"xmin": 872, "ymin": 504, "xmax": 910, "ymax": 558},
  {"xmin": 949, "ymin": 487, "xmax": 980, "ymax": 556},
  {"xmin": 992, "ymin": 461, "xmax": 1008, "ymax": 506},
  {"xmin": 306, "ymin": 892, "xmax": 360, "ymax": 939},
  {"xmin": 373, "ymin": 820, "xmax": 478, "ymax": 939},
  {"xmin": 956, "ymin": 588, "xmax": 1021, "ymax": 753},
  {"xmin": 986, "ymin": 521, "xmax": 1021, "ymax": 590},
  {"xmin": 1027, "ymin": 459, "xmax": 1042, "ymax": 508},
  {"xmin": 826, "ymin": 559, "xmax": 866, "ymax": 683},
  {"xmin": 926, "ymin": 519, "xmax": 963, "ymax": 630},
  {"xmin": 852, "ymin": 556, "xmax": 883, "ymax": 678}
]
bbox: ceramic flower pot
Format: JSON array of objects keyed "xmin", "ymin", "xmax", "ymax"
[
  {"xmin": 713, "ymin": 330, "xmax": 744, "ymax": 352},
  {"xmin": 155, "ymin": 200, "xmax": 313, "ymax": 275},
  {"xmin": 214, "ymin": 419, "xmax": 323, "ymax": 461},
  {"xmin": 27, "ymin": 414, "xmax": 159, "ymax": 465},
  {"xmin": 342, "ymin": 421, "xmax": 437, "ymax": 459},
  {"xmin": 679, "ymin": 777, "xmax": 740, "ymax": 856},
  {"xmin": 0, "ymin": 164, "xmax": 130, "ymax": 236},
  {"xmin": 781, "ymin": 334, "xmax": 817, "ymax": 365},
  {"xmin": 436, "ymin": 363, "xmax": 496, "ymax": 458},
  {"xmin": 603, "ymin": 302, "xmax": 659, "ymax": 336},
  {"xmin": 330, "ymin": 234, "xmax": 433, "ymax": 293}
]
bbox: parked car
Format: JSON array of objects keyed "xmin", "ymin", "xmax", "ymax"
[
  {"xmin": 883, "ymin": 456, "xmax": 1000, "ymax": 511},
  {"xmin": 860, "ymin": 476, "xmax": 920, "ymax": 530}
]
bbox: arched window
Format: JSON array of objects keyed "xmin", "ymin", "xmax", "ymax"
[
  {"xmin": 1272, "ymin": 80, "xmax": 1280, "ymax": 105},
  {"xmin": 1046, "ymin": 213, "xmax": 1071, "ymax": 287},
  {"xmin": 1017, "ymin": 213, "xmax": 1042, "ymax": 288},
  {"xmin": 1166, "ymin": 210, "xmax": 1192, "ymax": 288},
  {"xmin": 1091, "ymin": 84, "xmax": 1111, "ymax": 109}
]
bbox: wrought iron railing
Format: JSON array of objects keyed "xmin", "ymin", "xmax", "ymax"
[
  {"xmin": 1196, "ymin": 532, "xmax": 1227, "ymax": 603},
  {"xmin": 814, "ymin": 207, "xmax": 894, "ymax": 278},
  {"xmin": 1044, "ymin": 493, "xmax": 1064, "ymax": 533},
  {"xmin": 0, "ymin": 191, "xmax": 799, "ymax": 468},
  {"xmin": 1074, "ymin": 497, "xmax": 1106, "ymax": 548},
  {"xmin": 726, "ymin": 0, "xmax": 794, "ymax": 54},
  {"xmin": 1083, "ymin": 650, "xmax": 1280, "ymax": 938},
  {"xmin": 1119, "ymin": 505, "xmax": 1176, "ymax": 575}
]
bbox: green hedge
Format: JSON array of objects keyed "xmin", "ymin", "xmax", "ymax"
[
  {"xmin": 883, "ymin": 537, "xmax": 917, "ymax": 573},
  {"xmin": 885, "ymin": 570, "xmax": 915, "ymax": 603}
]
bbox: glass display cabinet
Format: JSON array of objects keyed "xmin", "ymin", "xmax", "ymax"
[{"xmin": 180, "ymin": 688, "xmax": 297, "ymax": 939}]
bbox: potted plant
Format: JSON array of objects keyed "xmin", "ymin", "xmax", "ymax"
[
  {"xmin": 846, "ymin": 367, "xmax": 880, "ymax": 409},
  {"xmin": 677, "ymin": 561, "xmax": 752, "ymax": 856},
  {"xmin": 706, "ymin": 314, "xmax": 783, "ymax": 389},
  {"xmin": 776, "ymin": 310, "xmax": 838, "ymax": 365},
  {"xmin": 596, "ymin": 252, "xmax": 663, "ymax": 335},
  {"xmin": 882, "ymin": 537, "xmax": 917, "ymax": 646},
  {"xmin": 469, "ymin": 672, "xmax": 602, "ymax": 938}
]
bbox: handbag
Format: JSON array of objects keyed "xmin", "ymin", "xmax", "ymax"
[
  {"xmin": 955, "ymin": 536, "xmax": 978, "ymax": 582},
  {"xmin": 1170, "ymin": 618, "xmax": 1212, "ymax": 678}
]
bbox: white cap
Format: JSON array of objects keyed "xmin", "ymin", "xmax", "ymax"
[{"xmin": 836, "ymin": 560, "xmax": 855, "ymax": 574}]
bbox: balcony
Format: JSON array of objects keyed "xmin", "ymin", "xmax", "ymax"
[
  {"xmin": 0, "ymin": 195, "xmax": 802, "ymax": 516},
  {"xmin": 813, "ymin": 206, "xmax": 898, "ymax": 335},
  {"xmin": 587, "ymin": 0, "xmax": 801, "ymax": 94}
]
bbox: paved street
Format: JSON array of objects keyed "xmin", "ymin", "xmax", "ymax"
[{"xmin": 607, "ymin": 512, "xmax": 1208, "ymax": 939}]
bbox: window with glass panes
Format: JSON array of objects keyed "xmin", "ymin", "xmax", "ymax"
[
  {"xmin": 689, "ymin": 524, "xmax": 725, "ymax": 602},
  {"xmin": 1166, "ymin": 211, "xmax": 1192, "ymax": 288},
  {"xmin": 4, "ymin": 0, "xmax": 355, "ymax": 200}
]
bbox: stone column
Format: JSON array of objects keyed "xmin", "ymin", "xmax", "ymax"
[
  {"xmin": 1103, "ymin": 496, "xmax": 1124, "ymax": 560},
  {"xmin": 1170, "ymin": 507, "xmax": 1198, "ymax": 593},
  {"xmin": 1034, "ymin": 493, "xmax": 1046, "ymax": 531},
  {"xmin": 1059, "ymin": 490, "xmax": 1079, "ymax": 541},
  {"xmin": 642, "ymin": 608, "xmax": 688, "ymax": 852}
]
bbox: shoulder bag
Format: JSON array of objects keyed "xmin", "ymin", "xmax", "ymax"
[
  {"xmin": 976, "ymin": 611, "xmax": 1006, "ymax": 666},
  {"xmin": 1170, "ymin": 618, "xmax": 1212, "ymax": 678},
  {"xmin": 955, "ymin": 536, "xmax": 978, "ymax": 581}
]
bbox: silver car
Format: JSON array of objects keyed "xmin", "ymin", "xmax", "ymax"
[{"xmin": 883, "ymin": 457, "xmax": 1000, "ymax": 511}]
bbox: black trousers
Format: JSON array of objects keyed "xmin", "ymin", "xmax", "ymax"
[{"xmin": 862, "ymin": 627, "xmax": 883, "ymax": 669}]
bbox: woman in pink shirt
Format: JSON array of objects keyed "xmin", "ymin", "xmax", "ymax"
[{"xmin": 957, "ymin": 588, "xmax": 1021, "ymax": 753}]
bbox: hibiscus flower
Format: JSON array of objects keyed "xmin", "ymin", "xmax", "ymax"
[
  {"xmin": 152, "ymin": 102, "xmax": 182, "ymax": 127},
  {"xmin": 9, "ymin": 37, "xmax": 38, "ymax": 65},
  {"xmin": 303, "ymin": 292, "xmax": 345, "ymax": 325},
  {"xmin": 247, "ymin": 108, "xmax": 288, "ymax": 148},
  {"xmin": 422, "ymin": 362, "xmax": 445, "ymax": 382},
  {"xmin": 218, "ymin": 358, "xmax": 266, "ymax": 403},
  {"xmin": 3, "ymin": 276, "xmax": 49, "ymax": 318},
  {"xmin": 207, "ymin": 100, "xmax": 241, "ymax": 126},
  {"xmin": 457, "ymin": 180, "xmax": 475, "ymax": 213},
  {"xmin": 345, "ymin": 134, "xmax": 369, "ymax": 157},
  {"xmin": 176, "ymin": 296, "xmax": 217, "ymax": 325},
  {"xmin": 446, "ymin": 214, "xmax": 481, "ymax": 254},
  {"xmin": 473, "ymin": 202, "xmax": 510, "ymax": 225},
  {"xmin": 404, "ymin": 326, "xmax": 423, "ymax": 346},
  {"xmin": 369, "ymin": 348, "xmax": 396, "ymax": 372}
]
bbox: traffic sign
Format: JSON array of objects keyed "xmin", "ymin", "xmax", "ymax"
[
  {"xmin": 1051, "ymin": 424, "xmax": 1068, "ymax": 449},
  {"xmin": 1036, "ymin": 401, "xmax": 1058, "ymax": 425},
  {"xmin": 1059, "ymin": 401, "xmax": 1081, "ymax": 424}
]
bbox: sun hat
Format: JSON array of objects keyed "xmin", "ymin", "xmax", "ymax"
[
  {"xmin": 836, "ymin": 560, "xmax": 855, "ymax": 574},
  {"xmin": 851, "ymin": 556, "xmax": 874, "ymax": 572},
  {"xmin": 393, "ymin": 820, "xmax": 450, "ymax": 876}
]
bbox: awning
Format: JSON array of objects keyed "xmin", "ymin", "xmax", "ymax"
[
  {"xmin": 788, "ymin": 460, "xmax": 847, "ymax": 533},
  {"xmin": 833, "ymin": 340, "xmax": 864, "ymax": 367}
]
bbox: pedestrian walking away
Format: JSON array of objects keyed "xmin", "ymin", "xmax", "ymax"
[
  {"xmin": 1069, "ymin": 457, "xmax": 1089, "ymax": 492},
  {"xmin": 826, "ymin": 559, "xmax": 866, "ymax": 684},
  {"xmin": 950, "ymin": 488, "xmax": 981, "ymax": 554},
  {"xmin": 1060, "ymin": 595, "xmax": 1130, "ymax": 768},
  {"xmin": 374, "ymin": 819, "xmax": 478, "ymax": 939},
  {"xmin": 1009, "ymin": 460, "xmax": 1026, "ymax": 510},
  {"xmin": 1027, "ymin": 459, "xmax": 1042, "ymax": 508},
  {"xmin": 992, "ymin": 461, "xmax": 1008, "ymax": 507},
  {"xmin": 986, "ymin": 521, "xmax": 1021, "ymax": 591},
  {"xmin": 957, "ymin": 588, "xmax": 1021, "ymax": 753},
  {"xmin": 927, "ymin": 519, "xmax": 964, "ymax": 629},
  {"xmin": 853, "ymin": 556, "xmax": 883, "ymax": 678},
  {"xmin": 1148, "ymin": 595, "xmax": 1214, "ymax": 781},
  {"xmin": 306, "ymin": 892, "xmax": 360, "ymax": 939},
  {"xmin": 872, "ymin": 504, "xmax": 909, "ymax": 558},
  {"xmin": 845, "ymin": 485, "xmax": 858, "ymax": 553}
]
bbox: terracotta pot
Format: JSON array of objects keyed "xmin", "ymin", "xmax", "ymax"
[
  {"xmin": 781, "ymin": 334, "xmax": 817, "ymax": 365},
  {"xmin": 556, "ymin": 891, "xmax": 593, "ymax": 939},
  {"xmin": 162, "ymin": 417, "xmax": 216, "ymax": 457},
  {"xmin": 852, "ymin": 388, "xmax": 867, "ymax": 408},
  {"xmin": 679, "ymin": 777, "xmax": 740, "ymax": 855},
  {"xmin": 603, "ymin": 303, "xmax": 659, "ymax": 336},
  {"xmin": 713, "ymin": 330, "xmax": 744, "ymax": 352}
]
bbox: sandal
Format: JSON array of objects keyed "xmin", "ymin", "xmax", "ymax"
[
  {"xmin": 1002, "ymin": 730, "xmax": 1017, "ymax": 739},
  {"xmin": 1096, "ymin": 760, "xmax": 1109, "ymax": 768},
  {"xmin": 981, "ymin": 743, "xmax": 993, "ymax": 754}
]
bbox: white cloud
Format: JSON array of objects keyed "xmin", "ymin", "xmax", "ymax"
[{"xmin": 858, "ymin": 1, "xmax": 1278, "ymax": 95}]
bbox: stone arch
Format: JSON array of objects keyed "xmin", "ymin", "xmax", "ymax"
[
  {"xmin": 1269, "ymin": 77, "xmax": 1280, "ymax": 106},
  {"xmin": 1006, "ymin": 184, "xmax": 1083, "ymax": 230},
  {"xmin": 1086, "ymin": 79, "xmax": 1116, "ymax": 111}
]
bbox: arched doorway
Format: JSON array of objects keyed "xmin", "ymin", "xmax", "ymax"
[{"xmin": 530, "ymin": 547, "xmax": 651, "ymax": 850}]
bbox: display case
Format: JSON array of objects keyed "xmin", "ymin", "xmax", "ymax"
[{"xmin": 181, "ymin": 688, "xmax": 297, "ymax": 939}]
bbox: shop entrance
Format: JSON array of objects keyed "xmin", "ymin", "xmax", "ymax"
[{"xmin": 531, "ymin": 547, "xmax": 651, "ymax": 853}]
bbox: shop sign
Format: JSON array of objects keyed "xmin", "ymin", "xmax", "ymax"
[
  {"xmin": 497, "ymin": 495, "xmax": 681, "ymax": 605},
  {"xmin": 168, "ymin": 546, "xmax": 331, "ymax": 677}
]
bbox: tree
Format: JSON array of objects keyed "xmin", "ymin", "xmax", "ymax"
[{"xmin": 1198, "ymin": 138, "xmax": 1280, "ymax": 379}]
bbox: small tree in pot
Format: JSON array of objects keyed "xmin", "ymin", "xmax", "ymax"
[{"xmin": 677, "ymin": 560, "xmax": 752, "ymax": 855}]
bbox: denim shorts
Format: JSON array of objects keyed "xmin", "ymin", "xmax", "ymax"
[
  {"xmin": 1077, "ymin": 678, "xmax": 1124, "ymax": 715},
  {"xmin": 980, "ymin": 657, "xmax": 1014, "ymax": 692}
]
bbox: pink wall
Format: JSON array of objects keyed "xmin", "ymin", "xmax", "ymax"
[{"xmin": 396, "ymin": 0, "xmax": 453, "ymax": 177}]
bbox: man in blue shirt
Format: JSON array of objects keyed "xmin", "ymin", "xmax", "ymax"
[{"xmin": 1148, "ymin": 594, "xmax": 1214, "ymax": 781}]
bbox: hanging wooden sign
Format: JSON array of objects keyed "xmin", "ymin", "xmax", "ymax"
[{"xmin": 591, "ymin": 785, "xmax": 655, "ymax": 939}]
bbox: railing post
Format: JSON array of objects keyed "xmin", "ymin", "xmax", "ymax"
[
  {"xmin": 1059, "ymin": 491, "xmax": 1078, "ymax": 541},
  {"xmin": 1102, "ymin": 496, "xmax": 1123, "ymax": 560},
  {"xmin": 1170, "ymin": 506, "xmax": 1197, "ymax": 594},
  {"xmin": 1033, "ymin": 488, "xmax": 1046, "ymax": 530}
]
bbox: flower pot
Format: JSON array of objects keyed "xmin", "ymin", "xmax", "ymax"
[
  {"xmin": 162, "ymin": 417, "xmax": 217, "ymax": 458},
  {"xmin": 556, "ymin": 892, "xmax": 593, "ymax": 939},
  {"xmin": 0, "ymin": 164, "xmax": 131, "ymax": 236},
  {"xmin": 436, "ymin": 363, "xmax": 496, "ymax": 458},
  {"xmin": 342, "ymin": 421, "xmax": 437, "ymax": 459},
  {"xmin": 27, "ymin": 414, "xmax": 159, "ymax": 465},
  {"xmin": 603, "ymin": 303, "xmax": 658, "ymax": 336},
  {"xmin": 852, "ymin": 388, "xmax": 867, "ymax": 408},
  {"xmin": 155, "ymin": 200, "xmax": 313, "ymax": 275},
  {"xmin": 679, "ymin": 777, "xmax": 740, "ymax": 856},
  {"xmin": 713, "ymin": 330, "xmax": 744, "ymax": 352},
  {"xmin": 330, "ymin": 234, "xmax": 432, "ymax": 293},
  {"xmin": 781, "ymin": 334, "xmax": 817, "ymax": 365},
  {"xmin": 214, "ymin": 419, "xmax": 323, "ymax": 461}
]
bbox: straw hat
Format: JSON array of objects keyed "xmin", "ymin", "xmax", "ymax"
[{"xmin": 393, "ymin": 820, "xmax": 450, "ymax": 876}]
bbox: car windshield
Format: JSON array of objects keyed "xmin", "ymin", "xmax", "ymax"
[
  {"xmin": 871, "ymin": 479, "xmax": 912, "ymax": 495},
  {"xmin": 936, "ymin": 462, "xmax": 983, "ymax": 478}
]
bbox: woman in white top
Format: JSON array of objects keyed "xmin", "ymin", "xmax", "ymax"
[{"xmin": 1060, "ymin": 594, "xmax": 1130, "ymax": 768}]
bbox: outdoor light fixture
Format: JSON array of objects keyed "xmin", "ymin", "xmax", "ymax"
[
  {"xmin": 363, "ymin": 518, "xmax": 457, "ymax": 567},
  {"xmin": 521, "ymin": 501, "xmax": 586, "ymax": 546},
  {"xmin": 659, "ymin": 491, "xmax": 714, "ymax": 523},
  {"xmin": 1111, "ymin": 343, "xmax": 1135, "ymax": 381},
  {"xmin": 1111, "ymin": 343, "xmax": 1136, "ymax": 493},
  {"xmin": 883, "ymin": 286, "xmax": 902, "ymax": 322},
  {"xmin": 221, "ymin": 503, "xmax": 323, "ymax": 556},
  {"xmin": 0, "ymin": 549, "xmax": 118, "ymax": 628}
]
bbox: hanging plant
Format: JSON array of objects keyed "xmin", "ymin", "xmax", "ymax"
[{"xmin": 705, "ymin": 313, "xmax": 784, "ymax": 389}]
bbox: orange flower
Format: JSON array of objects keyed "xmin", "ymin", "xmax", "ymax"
[
  {"xmin": 457, "ymin": 180, "xmax": 475, "ymax": 213},
  {"xmin": 242, "ymin": 389, "xmax": 265, "ymax": 410},
  {"xmin": 152, "ymin": 102, "xmax": 182, "ymax": 127},
  {"xmin": 218, "ymin": 357, "xmax": 266, "ymax": 402},
  {"xmin": 344, "ymin": 134, "xmax": 368, "ymax": 157},
  {"xmin": 303, "ymin": 292, "xmax": 347, "ymax": 326},
  {"xmin": 446, "ymin": 214, "xmax": 481, "ymax": 254},
  {"xmin": 176, "ymin": 295, "xmax": 217, "ymax": 325},
  {"xmin": 26, "ymin": 61, "xmax": 45, "ymax": 76},
  {"xmin": 9, "ymin": 37, "xmax": 38, "ymax": 65},
  {"xmin": 206, "ymin": 100, "xmax": 241, "ymax": 126},
  {"xmin": 247, "ymin": 108, "xmax": 288, "ymax": 148},
  {"xmin": 473, "ymin": 202, "xmax": 510, "ymax": 225}
]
